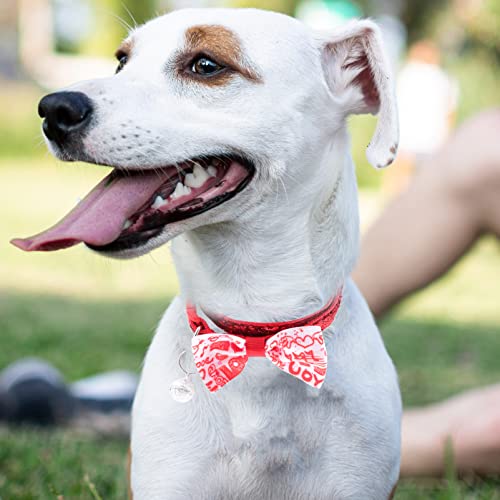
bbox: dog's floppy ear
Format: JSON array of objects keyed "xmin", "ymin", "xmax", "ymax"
[{"xmin": 318, "ymin": 20, "xmax": 399, "ymax": 168}]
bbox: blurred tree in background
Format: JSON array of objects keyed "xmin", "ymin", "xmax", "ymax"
[{"xmin": 458, "ymin": 0, "xmax": 500, "ymax": 55}]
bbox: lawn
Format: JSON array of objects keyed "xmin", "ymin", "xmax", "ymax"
[{"xmin": 1, "ymin": 158, "xmax": 500, "ymax": 499}]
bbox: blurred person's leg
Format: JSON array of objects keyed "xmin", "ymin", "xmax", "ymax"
[
  {"xmin": 401, "ymin": 385, "xmax": 500, "ymax": 476},
  {"xmin": 381, "ymin": 151, "xmax": 416, "ymax": 196},
  {"xmin": 354, "ymin": 109, "xmax": 500, "ymax": 318},
  {"xmin": 353, "ymin": 109, "xmax": 500, "ymax": 476}
]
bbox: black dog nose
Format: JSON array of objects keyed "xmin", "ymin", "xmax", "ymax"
[{"xmin": 38, "ymin": 91, "xmax": 93, "ymax": 144}]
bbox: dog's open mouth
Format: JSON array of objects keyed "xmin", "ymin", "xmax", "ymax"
[{"xmin": 11, "ymin": 155, "xmax": 254, "ymax": 253}]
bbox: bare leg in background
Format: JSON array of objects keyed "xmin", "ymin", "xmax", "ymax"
[{"xmin": 352, "ymin": 110, "xmax": 500, "ymax": 476}]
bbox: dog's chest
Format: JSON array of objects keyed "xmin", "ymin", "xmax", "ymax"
[
  {"xmin": 134, "ymin": 360, "xmax": 342, "ymax": 498},
  {"xmin": 171, "ymin": 378, "xmax": 339, "ymax": 500}
]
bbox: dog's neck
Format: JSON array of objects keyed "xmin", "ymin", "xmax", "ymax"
[{"xmin": 171, "ymin": 133, "xmax": 359, "ymax": 322}]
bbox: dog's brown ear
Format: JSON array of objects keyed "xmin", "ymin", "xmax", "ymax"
[{"xmin": 318, "ymin": 20, "xmax": 399, "ymax": 169}]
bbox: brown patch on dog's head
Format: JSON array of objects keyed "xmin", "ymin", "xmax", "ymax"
[
  {"xmin": 115, "ymin": 38, "xmax": 134, "ymax": 60},
  {"xmin": 176, "ymin": 24, "xmax": 262, "ymax": 86}
]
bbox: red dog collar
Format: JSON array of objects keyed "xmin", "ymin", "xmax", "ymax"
[{"xmin": 186, "ymin": 292, "xmax": 342, "ymax": 357}]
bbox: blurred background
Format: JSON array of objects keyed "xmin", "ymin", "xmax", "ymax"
[{"xmin": 0, "ymin": 0, "xmax": 499, "ymax": 498}]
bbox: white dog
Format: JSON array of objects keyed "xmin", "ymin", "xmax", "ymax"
[{"xmin": 13, "ymin": 8, "xmax": 401, "ymax": 499}]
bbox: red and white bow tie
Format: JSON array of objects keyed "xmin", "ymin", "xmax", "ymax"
[{"xmin": 186, "ymin": 292, "xmax": 342, "ymax": 393}]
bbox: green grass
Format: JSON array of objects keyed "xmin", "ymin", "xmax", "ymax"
[
  {"xmin": 1, "ymin": 163, "xmax": 500, "ymax": 496},
  {"xmin": 0, "ymin": 428, "xmax": 128, "ymax": 500}
]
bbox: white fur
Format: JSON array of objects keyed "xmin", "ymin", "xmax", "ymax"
[{"xmin": 47, "ymin": 8, "xmax": 401, "ymax": 499}]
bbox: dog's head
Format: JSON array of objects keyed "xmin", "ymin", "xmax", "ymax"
[{"xmin": 12, "ymin": 8, "xmax": 397, "ymax": 258}]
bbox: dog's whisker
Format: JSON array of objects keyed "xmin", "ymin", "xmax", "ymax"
[
  {"xmin": 113, "ymin": 12, "xmax": 134, "ymax": 32},
  {"xmin": 121, "ymin": 3, "xmax": 139, "ymax": 29},
  {"xmin": 148, "ymin": 252, "xmax": 160, "ymax": 267},
  {"xmin": 270, "ymin": 176, "xmax": 287, "ymax": 206},
  {"xmin": 94, "ymin": 7, "xmax": 133, "ymax": 33},
  {"xmin": 279, "ymin": 168, "xmax": 302, "ymax": 187}
]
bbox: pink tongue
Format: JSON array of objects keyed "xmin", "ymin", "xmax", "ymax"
[{"xmin": 11, "ymin": 169, "xmax": 172, "ymax": 252}]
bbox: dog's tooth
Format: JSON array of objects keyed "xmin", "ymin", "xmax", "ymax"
[
  {"xmin": 194, "ymin": 164, "xmax": 210, "ymax": 182},
  {"xmin": 184, "ymin": 172, "xmax": 202, "ymax": 188},
  {"xmin": 151, "ymin": 195, "xmax": 166, "ymax": 209},
  {"xmin": 122, "ymin": 219, "xmax": 132, "ymax": 230},
  {"xmin": 184, "ymin": 165, "xmax": 209, "ymax": 188},
  {"xmin": 207, "ymin": 166, "xmax": 217, "ymax": 177},
  {"xmin": 170, "ymin": 182, "xmax": 191, "ymax": 199},
  {"xmin": 170, "ymin": 183, "xmax": 183, "ymax": 199}
]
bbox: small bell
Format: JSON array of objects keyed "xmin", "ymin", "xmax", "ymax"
[
  {"xmin": 169, "ymin": 375, "xmax": 195, "ymax": 403},
  {"xmin": 170, "ymin": 348, "xmax": 197, "ymax": 403}
]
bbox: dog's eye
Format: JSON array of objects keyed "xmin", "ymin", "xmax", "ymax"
[
  {"xmin": 115, "ymin": 55, "xmax": 128, "ymax": 74},
  {"xmin": 191, "ymin": 56, "xmax": 224, "ymax": 76}
]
